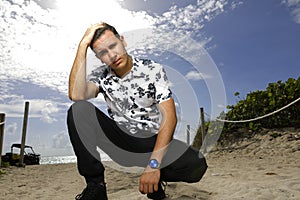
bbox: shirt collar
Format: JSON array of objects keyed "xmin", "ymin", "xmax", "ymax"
[{"xmin": 106, "ymin": 55, "xmax": 137, "ymax": 81}]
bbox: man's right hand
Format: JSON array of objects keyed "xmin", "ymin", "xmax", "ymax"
[
  {"xmin": 68, "ymin": 23, "xmax": 103, "ymax": 101},
  {"xmin": 80, "ymin": 23, "xmax": 105, "ymax": 48}
]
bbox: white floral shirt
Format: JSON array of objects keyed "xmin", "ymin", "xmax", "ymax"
[{"xmin": 88, "ymin": 56, "xmax": 172, "ymax": 134}]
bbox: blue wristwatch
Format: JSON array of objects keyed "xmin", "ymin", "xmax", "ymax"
[{"xmin": 149, "ymin": 159, "xmax": 160, "ymax": 169}]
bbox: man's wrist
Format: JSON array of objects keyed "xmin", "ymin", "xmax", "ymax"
[
  {"xmin": 149, "ymin": 159, "xmax": 160, "ymax": 169},
  {"xmin": 79, "ymin": 41, "xmax": 90, "ymax": 49}
]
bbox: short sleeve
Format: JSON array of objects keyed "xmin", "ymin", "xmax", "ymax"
[
  {"xmin": 87, "ymin": 65, "xmax": 106, "ymax": 93},
  {"xmin": 154, "ymin": 65, "xmax": 172, "ymax": 103}
]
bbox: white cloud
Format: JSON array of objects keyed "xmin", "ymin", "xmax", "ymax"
[
  {"xmin": 0, "ymin": 95, "xmax": 27, "ymax": 117},
  {"xmin": 32, "ymin": 0, "xmax": 57, "ymax": 10},
  {"xmin": 282, "ymin": 0, "xmax": 300, "ymax": 23},
  {"xmin": 231, "ymin": 0, "xmax": 244, "ymax": 9},
  {"xmin": 4, "ymin": 122, "xmax": 18, "ymax": 136},
  {"xmin": 282, "ymin": 0, "xmax": 300, "ymax": 6},
  {"xmin": 0, "ymin": 0, "xmax": 231, "ymax": 128},
  {"xmin": 40, "ymin": 102, "xmax": 59, "ymax": 123},
  {"xmin": 155, "ymin": 0, "xmax": 234, "ymax": 37},
  {"xmin": 52, "ymin": 131, "xmax": 71, "ymax": 148},
  {"xmin": 0, "ymin": 95, "xmax": 67, "ymax": 123},
  {"xmin": 185, "ymin": 70, "xmax": 213, "ymax": 81},
  {"xmin": 0, "ymin": 0, "xmax": 240, "ymax": 94},
  {"xmin": 0, "ymin": 1, "xmax": 232, "ymax": 154},
  {"xmin": 291, "ymin": 6, "xmax": 300, "ymax": 23},
  {"xmin": 0, "ymin": 0, "xmax": 154, "ymax": 94}
]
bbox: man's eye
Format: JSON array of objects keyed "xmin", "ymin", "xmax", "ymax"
[
  {"xmin": 97, "ymin": 51, "xmax": 107, "ymax": 57},
  {"xmin": 109, "ymin": 43, "xmax": 117, "ymax": 49}
]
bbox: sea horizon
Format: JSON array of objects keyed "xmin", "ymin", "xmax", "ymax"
[{"xmin": 40, "ymin": 154, "xmax": 111, "ymax": 165}]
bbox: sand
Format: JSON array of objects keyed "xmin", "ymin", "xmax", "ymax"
[{"xmin": 0, "ymin": 129, "xmax": 299, "ymax": 200}]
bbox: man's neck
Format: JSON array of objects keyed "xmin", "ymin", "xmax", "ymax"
[{"xmin": 114, "ymin": 55, "xmax": 133, "ymax": 78}]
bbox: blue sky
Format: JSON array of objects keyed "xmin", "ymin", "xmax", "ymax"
[
  {"xmin": 203, "ymin": 0, "xmax": 300, "ymax": 103},
  {"xmin": 0, "ymin": 0, "xmax": 299, "ymax": 157}
]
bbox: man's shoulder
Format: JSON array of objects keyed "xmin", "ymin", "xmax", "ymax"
[{"xmin": 88, "ymin": 65, "xmax": 109, "ymax": 80}]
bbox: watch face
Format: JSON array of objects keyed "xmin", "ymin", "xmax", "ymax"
[{"xmin": 149, "ymin": 159, "xmax": 159, "ymax": 169}]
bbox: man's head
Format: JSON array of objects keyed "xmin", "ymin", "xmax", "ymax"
[
  {"xmin": 90, "ymin": 22, "xmax": 131, "ymax": 77},
  {"xmin": 89, "ymin": 22, "xmax": 120, "ymax": 51}
]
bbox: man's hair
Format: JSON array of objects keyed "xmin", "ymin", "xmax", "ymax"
[{"xmin": 90, "ymin": 22, "xmax": 120, "ymax": 50}]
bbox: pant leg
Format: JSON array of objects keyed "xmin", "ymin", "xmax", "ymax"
[
  {"xmin": 67, "ymin": 101, "xmax": 106, "ymax": 183},
  {"xmin": 160, "ymin": 140, "xmax": 208, "ymax": 183},
  {"xmin": 67, "ymin": 100, "xmax": 157, "ymax": 182},
  {"xmin": 67, "ymin": 100, "xmax": 207, "ymax": 184}
]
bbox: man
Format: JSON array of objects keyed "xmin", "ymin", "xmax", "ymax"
[{"xmin": 67, "ymin": 22, "xmax": 207, "ymax": 200}]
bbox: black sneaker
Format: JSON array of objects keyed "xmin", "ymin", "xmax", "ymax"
[
  {"xmin": 147, "ymin": 182, "xmax": 167, "ymax": 200},
  {"xmin": 75, "ymin": 182, "xmax": 108, "ymax": 200}
]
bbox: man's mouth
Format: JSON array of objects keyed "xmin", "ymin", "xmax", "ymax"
[{"xmin": 113, "ymin": 58, "xmax": 121, "ymax": 65}]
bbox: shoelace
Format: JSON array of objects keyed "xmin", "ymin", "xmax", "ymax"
[
  {"xmin": 75, "ymin": 188, "xmax": 87, "ymax": 199},
  {"xmin": 161, "ymin": 181, "xmax": 168, "ymax": 192}
]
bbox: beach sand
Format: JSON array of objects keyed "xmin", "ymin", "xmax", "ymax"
[{"xmin": 0, "ymin": 129, "xmax": 299, "ymax": 200}]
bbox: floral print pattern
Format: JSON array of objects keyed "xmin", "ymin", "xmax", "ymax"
[{"xmin": 88, "ymin": 57, "xmax": 172, "ymax": 134}]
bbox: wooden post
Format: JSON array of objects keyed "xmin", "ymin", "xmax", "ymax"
[
  {"xmin": 186, "ymin": 124, "xmax": 190, "ymax": 145},
  {"xmin": 19, "ymin": 101, "xmax": 30, "ymax": 167},
  {"xmin": 0, "ymin": 113, "xmax": 5, "ymax": 167},
  {"xmin": 200, "ymin": 107, "xmax": 206, "ymax": 153}
]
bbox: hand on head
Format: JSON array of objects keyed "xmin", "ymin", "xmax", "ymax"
[{"xmin": 80, "ymin": 22, "xmax": 106, "ymax": 47}]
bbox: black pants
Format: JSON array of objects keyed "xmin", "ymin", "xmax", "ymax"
[{"xmin": 67, "ymin": 101, "xmax": 207, "ymax": 183}]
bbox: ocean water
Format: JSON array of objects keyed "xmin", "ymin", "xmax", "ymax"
[
  {"xmin": 40, "ymin": 155, "xmax": 77, "ymax": 165},
  {"xmin": 40, "ymin": 154, "xmax": 111, "ymax": 165}
]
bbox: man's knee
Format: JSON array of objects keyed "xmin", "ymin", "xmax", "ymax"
[
  {"xmin": 67, "ymin": 100, "xmax": 97, "ymax": 121},
  {"xmin": 67, "ymin": 100, "xmax": 97, "ymax": 137},
  {"xmin": 187, "ymin": 155, "xmax": 208, "ymax": 183},
  {"xmin": 68, "ymin": 100, "xmax": 90, "ymax": 116},
  {"xmin": 68, "ymin": 100, "xmax": 94, "ymax": 112},
  {"xmin": 183, "ymin": 149, "xmax": 208, "ymax": 183}
]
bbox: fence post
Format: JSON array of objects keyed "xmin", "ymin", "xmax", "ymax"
[
  {"xmin": 186, "ymin": 124, "xmax": 190, "ymax": 145},
  {"xmin": 19, "ymin": 101, "xmax": 30, "ymax": 167},
  {"xmin": 200, "ymin": 107, "xmax": 206, "ymax": 153},
  {"xmin": 0, "ymin": 113, "xmax": 5, "ymax": 167}
]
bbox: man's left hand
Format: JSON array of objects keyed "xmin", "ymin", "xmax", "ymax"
[{"xmin": 139, "ymin": 166, "xmax": 160, "ymax": 194}]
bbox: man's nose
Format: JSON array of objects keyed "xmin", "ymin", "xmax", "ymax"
[{"xmin": 107, "ymin": 50, "xmax": 117, "ymax": 61}]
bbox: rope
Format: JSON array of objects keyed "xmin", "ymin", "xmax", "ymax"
[
  {"xmin": 215, "ymin": 97, "xmax": 300, "ymax": 123},
  {"xmin": 0, "ymin": 121, "xmax": 5, "ymax": 126}
]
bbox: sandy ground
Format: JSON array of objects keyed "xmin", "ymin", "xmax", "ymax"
[{"xmin": 0, "ymin": 129, "xmax": 299, "ymax": 200}]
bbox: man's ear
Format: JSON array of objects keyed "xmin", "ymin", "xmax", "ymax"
[{"xmin": 120, "ymin": 35, "xmax": 127, "ymax": 47}]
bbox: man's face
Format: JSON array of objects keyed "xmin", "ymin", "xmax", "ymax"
[{"xmin": 92, "ymin": 30, "xmax": 129, "ymax": 71}]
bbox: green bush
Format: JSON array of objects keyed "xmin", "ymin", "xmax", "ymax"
[
  {"xmin": 224, "ymin": 77, "xmax": 300, "ymax": 131},
  {"xmin": 193, "ymin": 77, "xmax": 300, "ymax": 148}
]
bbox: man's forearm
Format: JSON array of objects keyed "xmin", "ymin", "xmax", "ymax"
[
  {"xmin": 150, "ymin": 119, "xmax": 176, "ymax": 164},
  {"xmin": 69, "ymin": 24, "xmax": 104, "ymax": 101},
  {"xmin": 150, "ymin": 98, "xmax": 177, "ymax": 164},
  {"xmin": 69, "ymin": 42, "xmax": 89, "ymax": 101}
]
